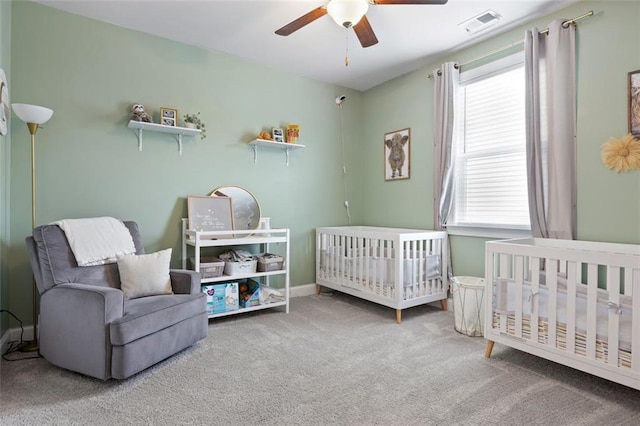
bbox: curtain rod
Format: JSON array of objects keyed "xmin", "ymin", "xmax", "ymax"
[{"xmin": 428, "ymin": 10, "xmax": 594, "ymax": 79}]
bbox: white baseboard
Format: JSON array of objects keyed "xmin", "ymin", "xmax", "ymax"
[
  {"xmin": 289, "ymin": 283, "xmax": 318, "ymax": 298},
  {"xmin": 1, "ymin": 329, "xmax": 10, "ymax": 354},
  {"xmin": 1, "ymin": 326, "xmax": 34, "ymax": 354}
]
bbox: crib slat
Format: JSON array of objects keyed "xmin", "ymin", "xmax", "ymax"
[
  {"xmin": 586, "ymin": 263, "xmax": 598, "ymax": 360},
  {"xmin": 372, "ymin": 238, "xmax": 378, "ymax": 291},
  {"xmin": 530, "ymin": 257, "xmax": 540, "ymax": 344},
  {"xmin": 633, "ymin": 274, "xmax": 640, "ymax": 372},
  {"xmin": 408, "ymin": 240, "xmax": 415, "ymax": 297},
  {"xmin": 417, "ymin": 239, "xmax": 424, "ymax": 297},
  {"xmin": 547, "ymin": 259, "xmax": 558, "ymax": 349},
  {"xmin": 341, "ymin": 235, "xmax": 345, "ymax": 280},
  {"xmin": 498, "ymin": 254, "xmax": 509, "ymax": 335},
  {"xmin": 607, "ymin": 266, "xmax": 621, "ymax": 366},
  {"xmin": 395, "ymin": 241, "xmax": 402, "ymax": 304},
  {"xmin": 624, "ymin": 268, "xmax": 633, "ymax": 296},
  {"xmin": 515, "ymin": 255, "xmax": 524, "ymax": 338},
  {"xmin": 362, "ymin": 237, "xmax": 369, "ymax": 289},
  {"xmin": 500, "ymin": 254, "xmax": 510, "ymax": 283},
  {"xmin": 331, "ymin": 234, "xmax": 337, "ymax": 279},
  {"xmin": 566, "ymin": 261, "xmax": 577, "ymax": 356}
]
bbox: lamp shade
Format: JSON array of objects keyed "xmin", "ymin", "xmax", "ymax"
[
  {"xmin": 327, "ymin": 0, "xmax": 368, "ymax": 28},
  {"xmin": 12, "ymin": 103, "xmax": 53, "ymax": 125}
]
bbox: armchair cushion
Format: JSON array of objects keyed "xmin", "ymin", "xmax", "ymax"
[
  {"xmin": 110, "ymin": 293, "xmax": 205, "ymax": 346},
  {"xmin": 117, "ymin": 248, "xmax": 173, "ymax": 299}
]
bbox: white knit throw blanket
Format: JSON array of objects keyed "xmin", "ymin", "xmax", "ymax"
[{"xmin": 52, "ymin": 217, "xmax": 136, "ymax": 266}]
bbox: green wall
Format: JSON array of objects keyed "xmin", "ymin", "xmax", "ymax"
[
  {"xmin": 4, "ymin": 1, "xmax": 640, "ymax": 329},
  {"xmin": 7, "ymin": 1, "xmax": 363, "ymax": 325},
  {"xmin": 361, "ymin": 0, "xmax": 640, "ymax": 277},
  {"xmin": 1, "ymin": 0, "xmax": 12, "ymax": 337}
]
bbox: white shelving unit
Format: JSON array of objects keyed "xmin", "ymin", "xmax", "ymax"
[
  {"xmin": 181, "ymin": 219, "xmax": 290, "ymax": 319},
  {"xmin": 249, "ymin": 138, "xmax": 305, "ymax": 166},
  {"xmin": 128, "ymin": 120, "xmax": 201, "ymax": 155}
]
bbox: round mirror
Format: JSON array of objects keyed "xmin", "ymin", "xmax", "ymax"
[{"xmin": 210, "ymin": 186, "xmax": 261, "ymax": 231}]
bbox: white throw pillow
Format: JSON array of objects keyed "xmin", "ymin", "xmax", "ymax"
[{"xmin": 117, "ymin": 248, "xmax": 173, "ymax": 299}]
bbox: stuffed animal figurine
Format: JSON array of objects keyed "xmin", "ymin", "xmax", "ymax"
[{"xmin": 130, "ymin": 103, "xmax": 153, "ymax": 123}]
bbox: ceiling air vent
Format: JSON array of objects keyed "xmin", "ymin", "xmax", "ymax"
[{"xmin": 458, "ymin": 10, "xmax": 501, "ymax": 35}]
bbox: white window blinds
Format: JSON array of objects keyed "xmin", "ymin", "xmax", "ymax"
[{"xmin": 451, "ymin": 53, "xmax": 530, "ymax": 229}]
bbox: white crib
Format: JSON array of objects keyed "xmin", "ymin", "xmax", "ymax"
[
  {"xmin": 316, "ymin": 226, "xmax": 448, "ymax": 323},
  {"xmin": 484, "ymin": 237, "xmax": 640, "ymax": 390}
]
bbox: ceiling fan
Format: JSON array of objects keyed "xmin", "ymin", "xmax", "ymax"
[{"xmin": 275, "ymin": 0, "xmax": 448, "ymax": 48}]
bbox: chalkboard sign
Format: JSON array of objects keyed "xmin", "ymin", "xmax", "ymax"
[{"xmin": 187, "ymin": 195, "xmax": 234, "ymax": 237}]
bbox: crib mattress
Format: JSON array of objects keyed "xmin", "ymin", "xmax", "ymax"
[{"xmin": 494, "ymin": 279, "xmax": 632, "ymax": 367}]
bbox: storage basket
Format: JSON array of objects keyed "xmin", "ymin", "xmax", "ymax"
[
  {"xmin": 190, "ymin": 256, "xmax": 224, "ymax": 278},
  {"xmin": 452, "ymin": 276, "xmax": 485, "ymax": 337},
  {"xmin": 257, "ymin": 253, "xmax": 284, "ymax": 272},
  {"xmin": 224, "ymin": 259, "xmax": 257, "ymax": 276}
]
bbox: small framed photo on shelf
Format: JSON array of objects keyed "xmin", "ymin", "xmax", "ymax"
[
  {"xmin": 272, "ymin": 127, "xmax": 284, "ymax": 143},
  {"xmin": 160, "ymin": 107, "xmax": 178, "ymax": 127}
]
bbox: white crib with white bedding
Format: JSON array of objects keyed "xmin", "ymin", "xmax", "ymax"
[
  {"xmin": 484, "ymin": 237, "xmax": 640, "ymax": 390},
  {"xmin": 316, "ymin": 226, "xmax": 448, "ymax": 323}
]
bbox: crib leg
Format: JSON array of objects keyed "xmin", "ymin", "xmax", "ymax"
[
  {"xmin": 440, "ymin": 298, "xmax": 447, "ymax": 311},
  {"xmin": 315, "ymin": 284, "xmax": 322, "ymax": 296},
  {"xmin": 396, "ymin": 309, "xmax": 402, "ymax": 324},
  {"xmin": 484, "ymin": 340, "xmax": 495, "ymax": 358}
]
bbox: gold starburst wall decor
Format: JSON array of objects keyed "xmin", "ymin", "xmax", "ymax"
[{"xmin": 601, "ymin": 133, "xmax": 640, "ymax": 172}]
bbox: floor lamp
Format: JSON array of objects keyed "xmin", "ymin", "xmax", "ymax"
[{"xmin": 12, "ymin": 103, "xmax": 54, "ymax": 352}]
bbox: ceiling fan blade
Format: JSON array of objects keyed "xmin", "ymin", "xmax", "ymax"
[
  {"xmin": 353, "ymin": 15, "xmax": 378, "ymax": 48},
  {"xmin": 275, "ymin": 6, "xmax": 328, "ymax": 36},
  {"xmin": 372, "ymin": 0, "xmax": 448, "ymax": 4}
]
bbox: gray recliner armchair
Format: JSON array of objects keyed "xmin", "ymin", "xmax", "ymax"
[{"xmin": 25, "ymin": 221, "xmax": 208, "ymax": 380}]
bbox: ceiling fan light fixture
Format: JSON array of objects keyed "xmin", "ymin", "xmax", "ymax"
[{"xmin": 327, "ymin": 0, "xmax": 369, "ymax": 29}]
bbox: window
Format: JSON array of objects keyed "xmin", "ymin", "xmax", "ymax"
[{"xmin": 448, "ymin": 53, "xmax": 530, "ymax": 235}]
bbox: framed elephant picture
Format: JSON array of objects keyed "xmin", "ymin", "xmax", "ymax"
[{"xmin": 384, "ymin": 128, "xmax": 410, "ymax": 181}]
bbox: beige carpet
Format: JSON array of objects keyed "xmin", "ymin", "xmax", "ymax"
[{"xmin": 2, "ymin": 292, "xmax": 639, "ymax": 425}]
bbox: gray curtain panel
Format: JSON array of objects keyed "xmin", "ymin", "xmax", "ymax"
[
  {"xmin": 432, "ymin": 62, "xmax": 458, "ymax": 279},
  {"xmin": 432, "ymin": 62, "xmax": 459, "ymax": 231},
  {"xmin": 525, "ymin": 19, "xmax": 577, "ymax": 239}
]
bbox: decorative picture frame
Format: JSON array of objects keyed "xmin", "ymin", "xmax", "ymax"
[
  {"xmin": 286, "ymin": 124, "xmax": 300, "ymax": 144},
  {"xmin": 384, "ymin": 128, "xmax": 410, "ymax": 181},
  {"xmin": 0, "ymin": 69, "xmax": 8, "ymax": 136},
  {"xmin": 628, "ymin": 70, "xmax": 640, "ymax": 138},
  {"xmin": 187, "ymin": 195, "xmax": 234, "ymax": 239},
  {"xmin": 272, "ymin": 127, "xmax": 284, "ymax": 143},
  {"xmin": 160, "ymin": 107, "xmax": 178, "ymax": 127}
]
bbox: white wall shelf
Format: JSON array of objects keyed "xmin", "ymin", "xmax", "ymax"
[
  {"xmin": 249, "ymin": 138, "xmax": 305, "ymax": 166},
  {"xmin": 128, "ymin": 120, "xmax": 201, "ymax": 155}
]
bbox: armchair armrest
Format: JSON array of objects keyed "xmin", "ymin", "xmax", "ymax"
[
  {"xmin": 170, "ymin": 269, "xmax": 201, "ymax": 295},
  {"xmin": 39, "ymin": 283, "xmax": 124, "ymax": 380}
]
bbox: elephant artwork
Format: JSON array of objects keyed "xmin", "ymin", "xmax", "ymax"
[{"xmin": 384, "ymin": 128, "xmax": 410, "ymax": 180}]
